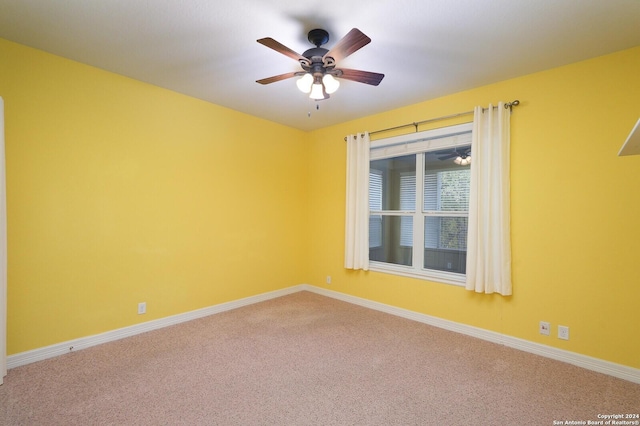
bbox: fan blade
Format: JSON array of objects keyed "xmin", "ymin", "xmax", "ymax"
[
  {"xmin": 323, "ymin": 28, "xmax": 371, "ymax": 63},
  {"xmin": 438, "ymin": 153, "xmax": 458, "ymax": 160},
  {"xmin": 257, "ymin": 38, "xmax": 309, "ymax": 65},
  {"xmin": 336, "ymin": 68, "xmax": 384, "ymax": 86},
  {"xmin": 256, "ymin": 72, "xmax": 299, "ymax": 85}
]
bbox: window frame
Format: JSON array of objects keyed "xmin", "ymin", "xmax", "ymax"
[{"xmin": 368, "ymin": 123, "xmax": 473, "ymax": 286}]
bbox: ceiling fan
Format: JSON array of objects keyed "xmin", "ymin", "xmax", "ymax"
[
  {"xmin": 438, "ymin": 148, "xmax": 472, "ymax": 165},
  {"xmin": 256, "ymin": 28, "xmax": 384, "ymax": 100}
]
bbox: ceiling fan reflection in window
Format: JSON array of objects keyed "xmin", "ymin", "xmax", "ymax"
[
  {"xmin": 256, "ymin": 28, "xmax": 384, "ymax": 100},
  {"xmin": 438, "ymin": 148, "xmax": 472, "ymax": 166}
]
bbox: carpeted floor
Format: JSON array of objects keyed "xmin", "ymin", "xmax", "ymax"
[{"xmin": 1, "ymin": 291, "xmax": 639, "ymax": 425}]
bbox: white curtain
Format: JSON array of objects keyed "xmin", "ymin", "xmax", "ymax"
[
  {"xmin": 466, "ymin": 103, "xmax": 512, "ymax": 295},
  {"xmin": 0, "ymin": 97, "xmax": 6, "ymax": 384},
  {"xmin": 344, "ymin": 132, "xmax": 370, "ymax": 270}
]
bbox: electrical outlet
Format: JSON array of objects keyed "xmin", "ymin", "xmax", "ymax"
[
  {"xmin": 326, "ymin": 275, "xmax": 332, "ymax": 284},
  {"xmin": 558, "ymin": 325, "xmax": 569, "ymax": 340},
  {"xmin": 539, "ymin": 321, "xmax": 550, "ymax": 336},
  {"xmin": 138, "ymin": 302, "xmax": 146, "ymax": 315}
]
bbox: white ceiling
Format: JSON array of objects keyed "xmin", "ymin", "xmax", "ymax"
[{"xmin": 1, "ymin": 0, "xmax": 639, "ymax": 131}]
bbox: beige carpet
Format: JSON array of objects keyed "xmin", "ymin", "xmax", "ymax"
[{"xmin": 1, "ymin": 291, "xmax": 639, "ymax": 425}]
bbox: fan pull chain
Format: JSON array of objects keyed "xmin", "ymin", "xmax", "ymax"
[{"xmin": 307, "ymin": 101, "xmax": 320, "ymax": 118}]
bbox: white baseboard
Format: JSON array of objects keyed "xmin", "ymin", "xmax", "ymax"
[
  {"xmin": 7, "ymin": 286, "xmax": 303, "ymax": 370},
  {"xmin": 301, "ymin": 285, "xmax": 640, "ymax": 385},
  {"xmin": 8, "ymin": 284, "xmax": 640, "ymax": 385}
]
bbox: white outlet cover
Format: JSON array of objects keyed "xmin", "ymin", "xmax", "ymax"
[
  {"xmin": 558, "ymin": 325, "xmax": 570, "ymax": 340},
  {"xmin": 138, "ymin": 302, "xmax": 146, "ymax": 315}
]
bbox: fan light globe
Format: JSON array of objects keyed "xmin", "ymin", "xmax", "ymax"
[
  {"xmin": 322, "ymin": 74, "xmax": 340, "ymax": 94},
  {"xmin": 454, "ymin": 155, "xmax": 471, "ymax": 166},
  {"xmin": 296, "ymin": 74, "xmax": 313, "ymax": 93},
  {"xmin": 309, "ymin": 83, "xmax": 325, "ymax": 100}
]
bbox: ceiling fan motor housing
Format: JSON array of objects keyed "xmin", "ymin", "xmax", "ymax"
[{"xmin": 302, "ymin": 47, "xmax": 329, "ymax": 61}]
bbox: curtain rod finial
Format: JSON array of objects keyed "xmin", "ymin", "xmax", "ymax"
[{"xmin": 505, "ymin": 100, "xmax": 520, "ymax": 110}]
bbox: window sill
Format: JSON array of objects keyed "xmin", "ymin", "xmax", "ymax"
[{"xmin": 369, "ymin": 261, "xmax": 466, "ymax": 287}]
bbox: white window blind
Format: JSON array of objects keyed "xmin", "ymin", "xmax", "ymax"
[
  {"xmin": 369, "ymin": 171, "xmax": 383, "ymax": 248},
  {"xmin": 399, "ymin": 174, "xmax": 415, "ymax": 246},
  {"xmin": 424, "ymin": 173, "xmax": 438, "ymax": 248}
]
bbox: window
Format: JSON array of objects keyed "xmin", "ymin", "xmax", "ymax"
[{"xmin": 368, "ymin": 123, "xmax": 472, "ymax": 285}]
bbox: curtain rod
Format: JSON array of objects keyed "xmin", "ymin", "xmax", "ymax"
[{"xmin": 344, "ymin": 100, "xmax": 520, "ymax": 141}]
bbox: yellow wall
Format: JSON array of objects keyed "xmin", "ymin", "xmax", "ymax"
[
  {"xmin": 2, "ymin": 35, "xmax": 640, "ymax": 370},
  {"xmin": 307, "ymin": 46, "xmax": 640, "ymax": 369},
  {"xmin": 0, "ymin": 38, "xmax": 309, "ymax": 354}
]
